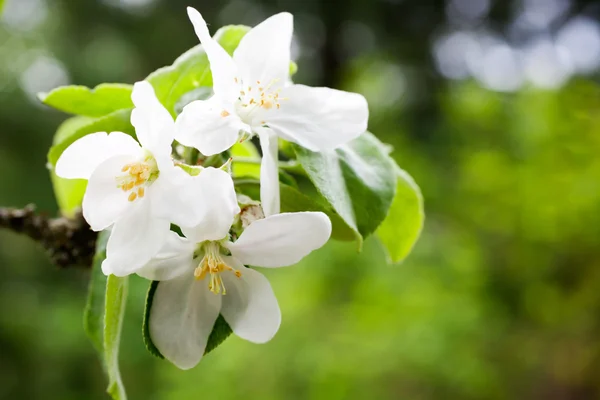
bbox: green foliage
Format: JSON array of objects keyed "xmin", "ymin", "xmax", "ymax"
[
  {"xmin": 38, "ymin": 84, "xmax": 134, "ymax": 117},
  {"xmin": 143, "ymin": 280, "xmax": 233, "ymax": 357},
  {"xmin": 146, "ymin": 25, "xmax": 250, "ymax": 115},
  {"xmin": 47, "ymin": 109, "xmax": 134, "ymax": 166},
  {"xmin": 142, "ymin": 281, "xmax": 163, "ymax": 359},
  {"xmin": 83, "ymin": 230, "xmax": 110, "ymax": 354},
  {"xmin": 83, "ymin": 230, "xmax": 128, "ymax": 400},
  {"xmin": 104, "ymin": 274, "xmax": 129, "ymax": 400},
  {"xmin": 235, "ymin": 179, "xmax": 358, "ymax": 241},
  {"xmin": 293, "ymin": 132, "xmax": 397, "ymax": 247},
  {"xmin": 377, "ymin": 167, "xmax": 424, "ymax": 263},
  {"xmin": 49, "ymin": 116, "xmax": 93, "ymax": 216}
]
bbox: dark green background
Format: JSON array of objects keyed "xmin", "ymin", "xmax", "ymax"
[{"xmin": 1, "ymin": 0, "xmax": 600, "ymax": 399}]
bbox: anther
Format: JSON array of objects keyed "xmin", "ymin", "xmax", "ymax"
[
  {"xmin": 128, "ymin": 192, "xmax": 137, "ymax": 202},
  {"xmin": 221, "ymin": 110, "xmax": 230, "ymax": 117},
  {"xmin": 137, "ymin": 187, "xmax": 145, "ymax": 198}
]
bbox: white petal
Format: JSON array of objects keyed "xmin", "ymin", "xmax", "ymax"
[
  {"xmin": 175, "ymin": 97, "xmax": 247, "ymax": 156},
  {"xmin": 257, "ymin": 129, "xmax": 280, "ymax": 217},
  {"xmin": 266, "ymin": 84, "xmax": 369, "ymax": 151},
  {"xmin": 220, "ymin": 263, "xmax": 281, "ymax": 343},
  {"xmin": 179, "ymin": 167, "xmax": 240, "ymax": 242},
  {"xmin": 187, "ymin": 7, "xmax": 239, "ymax": 100},
  {"xmin": 82, "ymin": 154, "xmax": 137, "ymax": 231},
  {"xmin": 135, "ymin": 231, "xmax": 196, "ymax": 281},
  {"xmin": 149, "ymin": 164, "xmax": 197, "ymax": 228},
  {"xmin": 226, "ymin": 212, "xmax": 332, "ymax": 267},
  {"xmin": 55, "ymin": 132, "xmax": 140, "ymax": 180},
  {"xmin": 131, "ymin": 81, "xmax": 174, "ymax": 154},
  {"xmin": 234, "ymin": 12, "xmax": 293, "ymax": 86},
  {"xmin": 104, "ymin": 201, "xmax": 171, "ymax": 276},
  {"xmin": 150, "ymin": 274, "xmax": 222, "ymax": 370}
]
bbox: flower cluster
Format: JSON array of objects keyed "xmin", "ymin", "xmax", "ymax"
[{"xmin": 55, "ymin": 7, "xmax": 368, "ymax": 369}]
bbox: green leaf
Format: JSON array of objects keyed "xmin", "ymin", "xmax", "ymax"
[
  {"xmin": 49, "ymin": 116, "xmax": 96, "ymax": 216},
  {"xmin": 293, "ymin": 132, "xmax": 397, "ymax": 247},
  {"xmin": 205, "ymin": 315, "xmax": 233, "ymax": 354},
  {"xmin": 235, "ymin": 179, "xmax": 357, "ymax": 241},
  {"xmin": 143, "ymin": 280, "xmax": 233, "ymax": 360},
  {"xmin": 83, "ymin": 230, "xmax": 110, "ymax": 355},
  {"xmin": 146, "ymin": 25, "xmax": 250, "ymax": 115},
  {"xmin": 47, "ymin": 108, "xmax": 134, "ymax": 166},
  {"xmin": 231, "ymin": 142, "xmax": 261, "ymax": 179},
  {"xmin": 0, "ymin": 0, "xmax": 5, "ymax": 14},
  {"xmin": 142, "ymin": 281, "xmax": 163, "ymax": 359},
  {"xmin": 38, "ymin": 83, "xmax": 134, "ymax": 117},
  {"xmin": 377, "ymin": 167, "xmax": 424, "ymax": 263},
  {"xmin": 104, "ymin": 274, "xmax": 129, "ymax": 400},
  {"xmin": 83, "ymin": 231, "xmax": 128, "ymax": 399}
]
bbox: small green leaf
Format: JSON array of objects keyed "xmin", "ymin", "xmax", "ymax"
[
  {"xmin": 231, "ymin": 142, "xmax": 261, "ymax": 179},
  {"xmin": 83, "ymin": 230, "xmax": 110, "ymax": 355},
  {"xmin": 293, "ymin": 132, "xmax": 397, "ymax": 247},
  {"xmin": 47, "ymin": 108, "xmax": 134, "ymax": 166},
  {"xmin": 143, "ymin": 279, "xmax": 233, "ymax": 360},
  {"xmin": 0, "ymin": 0, "xmax": 6, "ymax": 14},
  {"xmin": 205, "ymin": 315, "xmax": 233, "ymax": 354},
  {"xmin": 235, "ymin": 179, "xmax": 357, "ymax": 241},
  {"xmin": 377, "ymin": 167, "xmax": 424, "ymax": 263},
  {"xmin": 49, "ymin": 116, "xmax": 96, "ymax": 216},
  {"xmin": 104, "ymin": 274, "xmax": 129, "ymax": 400},
  {"xmin": 38, "ymin": 83, "xmax": 133, "ymax": 117},
  {"xmin": 146, "ymin": 25, "xmax": 250, "ymax": 115},
  {"xmin": 142, "ymin": 281, "xmax": 163, "ymax": 359},
  {"xmin": 83, "ymin": 231, "xmax": 128, "ymax": 399}
]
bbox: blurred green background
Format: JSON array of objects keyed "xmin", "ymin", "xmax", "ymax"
[{"xmin": 2, "ymin": 0, "xmax": 600, "ymax": 399}]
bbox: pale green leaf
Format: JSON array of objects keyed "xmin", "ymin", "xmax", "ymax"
[
  {"xmin": 293, "ymin": 132, "xmax": 397, "ymax": 247},
  {"xmin": 38, "ymin": 83, "xmax": 133, "ymax": 117},
  {"xmin": 377, "ymin": 167, "xmax": 424, "ymax": 263},
  {"xmin": 49, "ymin": 116, "xmax": 95, "ymax": 216},
  {"xmin": 83, "ymin": 230, "xmax": 110, "ymax": 355},
  {"xmin": 104, "ymin": 274, "xmax": 129, "ymax": 400},
  {"xmin": 231, "ymin": 142, "xmax": 261, "ymax": 179}
]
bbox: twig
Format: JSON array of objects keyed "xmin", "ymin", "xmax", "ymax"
[{"xmin": 0, "ymin": 204, "xmax": 97, "ymax": 268}]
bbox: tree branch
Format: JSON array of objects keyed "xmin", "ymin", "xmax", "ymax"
[{"xmin": 0, "ymin": 204, "xmax": 97, "ymax": 268}]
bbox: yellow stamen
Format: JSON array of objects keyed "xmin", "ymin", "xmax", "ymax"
[
  {"xmin": 137, "ymin": 187, "xmax": 145, "ymax": 198},
  {"xmin": 128, "ymin": 192, "xmax": 137, "ymax": 202},
  {"xmin": 221, "ymin": 110, "xmax": 230, "ymax": 117}
]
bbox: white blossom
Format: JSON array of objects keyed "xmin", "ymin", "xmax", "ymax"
[
  {"xmin": 139, "ymin": 210, "xmax": 332, "ymax": 369},
  {"xmin": 176, "ymin": 8, "xmax": 369, "ymax": 216},
  {"xmin": 55, "ymin": 81, "xmax": 235, "ymax": 276}
]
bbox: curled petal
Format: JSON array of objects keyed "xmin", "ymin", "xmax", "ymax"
[
  {"xmin": 150, "ymin": 274, "xmax": 221, "ymax": 370},
  {"xmin": 55, "ymin": 132, "xmax": 140, "ymax": 180},
  {"xmin": 226, "ymin": 212, "xmax": 332, "ymax": 268},
  {"xmin": 187, "ymin": 7, "xmax": 240, "ymax": 100},
  {"xmin": 221, "ymin": 261, "xmax": 281, "ymax": 344},
  {"xmin": 175, "ymin": 98, "xmax": 247, "ymax": 156},
  {"xmin": 131, "ymin": 81, "xmax": 174, "ymax": 154},
  {"xmin": 234, "ymin": 12, "xmax": 293, "ymax": 87},
  {"xmin": 257, "ymin": 128, "xmax": 280, "ymax": 217},
  {"xmin": 135, "ymin": 231, "xmax": 196, "ymax": 281},
  {"xmin": 266, "ymin": 84, "xmax": 369, "ymax": 151},
  {"xmin": 104, "ymin": 200, "xmax": 171, "ymax": 276},
  {"xmin": 180, "ymin": 167, "xmax": 240, "ymax": 243}
]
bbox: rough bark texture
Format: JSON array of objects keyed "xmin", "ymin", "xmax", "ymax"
[{"xmin": 0, "ymin": 205, "xmax": 96, "ymax": 268}]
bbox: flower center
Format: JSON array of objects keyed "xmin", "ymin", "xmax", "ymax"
[
  {"xmin": 194, "ymin": 242, "xmax": 242, "ymax": 295},
  {"xmin": 116, "ymin": 155, "xmax": 159, "ymax": 202},
  {"xmin": 233, "ymin": 78, "xmax": 285, "ymax": 126}
]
